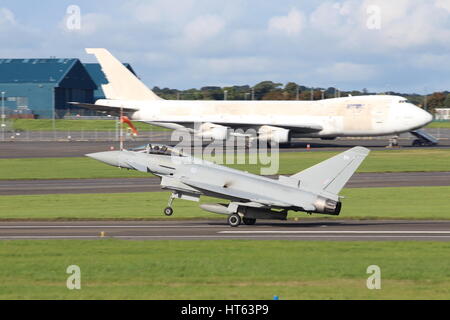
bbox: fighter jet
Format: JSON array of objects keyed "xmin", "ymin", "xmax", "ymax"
[{"xmin": 86, "ymin": 144, "xmax": 370, "ymax": 227}]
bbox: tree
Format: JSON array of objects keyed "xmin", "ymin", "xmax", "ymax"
[
  {"xmin": 426, "ymin": 92, "xmax": 446, "ymax": 112},
  {"xmin": 284, "ymin": 82, "xmax": 300, "ymax": 100},
  {"xmin": 253, "ymin": 81, "xmax": 283, "ymax": 100},
  {"xmin": 262, "ymin": 90, "xmax": 287, "ymax": 100},
  {"xmin": 444, "ymin": 94, "xmax": 450, "ymax": 108}
]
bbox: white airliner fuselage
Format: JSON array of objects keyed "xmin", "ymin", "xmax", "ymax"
[{"xmin": 96, "ymin": 95, "xmax": 432, "ymax": 138}]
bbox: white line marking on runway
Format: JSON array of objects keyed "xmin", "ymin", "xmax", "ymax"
[
  {"xmin": 116, "ymin": 235, "xmax": 450, "ymax": 239},
  {"xmin": 0, "ymin": 225, "xmax": 214, "ymax": 229},
  {"xmin": 218, "ymin": 230, "xmax": 450, "ymax": 234},
  {"xmin": 1, "ymin": 235, "xmax": 450, "ymax": 240},
  {"xmin": 0, "ymin": 236, "xmax": 100, "ymax": 239}
]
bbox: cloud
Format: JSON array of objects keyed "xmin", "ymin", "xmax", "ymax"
[
  {"xmin": 2, "ymin": 1, "xmax": 450, "ymax": 92},
  {"xmin": 316, "ymin": 62, "xmax": 379, "ymax": 83},
  {"xmin": 122, "ymin": 0, "xmax": 197, "ymax": 25},
  {"xmin": 435, "ymin": 0, "xmax": 450, "ymax": 13},
  {"xmin": 194, "ymin": 56, "xmax": 272, "ymax": 75},
  {"xmin": 0, "ymin": 7, "xmax": 41, "ymax": 53},
  {"xmin": 411, "ymin": 53, "xmax": 450, "ymax": 71},
  {"xmin": 307, "ymin": 0, "xmax": 450, "ymax": 50},
  {"xmin": 182, "ymin": 14, "xmax": 226, "ymax": 47},
  {"xmin": 268, "ymin": 8, "xmax": 304, "ymax": 36},
  {"xmin": 0, "ymin": 7, "xmax": 15, "ymax": 26},
  {"xmin": 59, "ymin": 12, "xmax": 113, "ymax": 36}
]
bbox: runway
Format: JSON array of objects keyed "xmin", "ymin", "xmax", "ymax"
[
  {"xmin": 1, "ymin": 219, "xmax": 450, "ymax": 241},
  {"xmin": 1, "ymin": 138, "xmax": 449, "ymax": 158},
  {"xmin": 1, "ymin": 171, "xmax": 449, "ymax": 195}
]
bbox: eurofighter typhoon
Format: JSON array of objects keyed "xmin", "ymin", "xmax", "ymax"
[{"xmin": 87, "ymin": 145, "xmax": 369, "ymax": 227}]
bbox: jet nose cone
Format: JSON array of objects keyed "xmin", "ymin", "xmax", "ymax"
[
  {"xmin": 424, "ymin": 110, "xmax": 433, "ymax": 125},
  {"xmin": 86, "ymin": 151, "xmax": 120, "ymax": 167},
  {"xmin": 417, "ymin": 108, "xmax": 433, "ymax": 127}
]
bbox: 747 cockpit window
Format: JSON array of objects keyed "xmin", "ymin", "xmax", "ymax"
[{"xmin": 399, "ymin": 100, "xmax": 411, "ymax": 103}]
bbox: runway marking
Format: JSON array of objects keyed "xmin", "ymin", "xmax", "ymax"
[
  {"xmin": 116, "ymin": 235, "xmax": 450, "ymax": 239},
  {"xmin": 0, "ymin": 225, "xmax": 216, "ymax": 229},
  {"xmin": 1, "ymin": 235, "xmax": 450, "ymax": 240},
  {"xmin": 0, "ymin": 236, "xmax": 100, "ymax": 239},
  {"xmin": 218, "ymin": 230, "xmax": 450, "ymax": 234},
  {"xmin": 116, "ymin": 235, "xmax": 450, "ymax": 238}
]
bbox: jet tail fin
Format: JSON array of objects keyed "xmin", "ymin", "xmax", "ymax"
[
  {"xmin": 85, "ymin": 48, "xmax": 161, "ymax": 101},
  {"xmin": 290, "ymin": 147, "xmax": 370, "ymax": 195}
]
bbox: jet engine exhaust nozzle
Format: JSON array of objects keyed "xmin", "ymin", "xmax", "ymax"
[{"xmin": 313, "ymin": 197, "xmax": 342, "ymax": 216}]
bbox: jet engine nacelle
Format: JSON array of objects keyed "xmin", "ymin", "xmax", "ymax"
[
  {"xmin": 257, "ymin": 125, "xmax": 291, "ymax": 144},
  {"xmin": 313, "ymin": 196, "xmax": 342, "ymax": 216},
  {"xmin": 196, "ymin": 123, "xmax": 230, "ymax": 141}
]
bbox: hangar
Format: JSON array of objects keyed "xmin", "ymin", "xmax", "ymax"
[{"xmin": 0, "ymin": 58, "xmax": 97, "ymax": 119}]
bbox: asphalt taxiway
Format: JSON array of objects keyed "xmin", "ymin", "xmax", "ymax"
[
  {"xmin": 2, "ymin": 171, "xmax": 449, "ymax": 195},
  {"xmin": 1, "ymin": 138, "xmax": 449, "ymax": 158},
  {"xmin": 1, "ymin": 220, "xmax": 450, "ymax": 241}
]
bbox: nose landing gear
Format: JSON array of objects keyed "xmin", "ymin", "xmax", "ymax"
[
  {"xmin": 164, "ymin": 207, "xmax": 174, "ymax": 216},
  {"xmin": 164, "ymin": 192, "xmax": 177, "ymax": 216}
]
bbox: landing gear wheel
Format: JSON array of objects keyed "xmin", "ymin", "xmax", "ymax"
[
  {"xmin": 228, "ymin": 214, "xmax": 241, "ymax": 227},
  {"xmin": 243, "ymin": 218, "xmax": 256, "ymax": 225},
  {"xmin": 164, "ymin": 207, "xmax": 174, "ymax": 216}
]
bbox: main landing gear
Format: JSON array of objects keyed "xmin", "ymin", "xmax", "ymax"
[
  {"xmin": 227, "ymin": 214, "xmax": 241, "ymax": 227},
  {"xmin": 227, "ymin": 214, "xmax": 256, "ymax": 227},
  {"xmin": 243, "ymin": 217, "xmax": 256, "ymax": 225}
]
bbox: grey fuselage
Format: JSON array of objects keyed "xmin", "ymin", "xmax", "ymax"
[{"xmin": 92, "ymin": 149, "xmax": 326, "ymax": 213}]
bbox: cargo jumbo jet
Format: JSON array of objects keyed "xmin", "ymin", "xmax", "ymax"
[{"xmin": 72, "ymin": 48, "xmax": 434, "ymax": 145}]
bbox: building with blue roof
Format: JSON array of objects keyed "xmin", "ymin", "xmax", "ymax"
[{"xmin": 0, "ymin": 58, "xmax": 97, "ymax": 119}]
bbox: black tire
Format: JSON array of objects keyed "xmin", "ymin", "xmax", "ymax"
[
  {"xmin": 164, "ymin": 207, "xmax": 174, "ymax": 216},
  {"xmin": 242, "ymin": 218, "xmax": 256, "ymax": 225},
  {"xmin": 412, "ymin": 139, "xmax": 422, "ymax": 147},
  {"xmin": 228, "ymin": 214, "xmax": 241, "ymax": 227}
]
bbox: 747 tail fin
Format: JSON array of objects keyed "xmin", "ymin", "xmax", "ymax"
[
  {"xmin": 290, "ymin": 147, "xmax": 370, "ymax": 195},
  {"xmin": 86, "ymin": 48, "xmax": 161, "ymax": 101}
]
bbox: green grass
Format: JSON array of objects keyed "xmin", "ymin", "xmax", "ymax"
[
  {"xmin": 0, "ymin": 187, "xmax": 448, "ymax": 220},
  {"xmin": 0, "ymin": 157, "xmax": 149, "ymax": 180},
  {"xmin": 1, "ymin": 149, "xmax": 450, "ymax": 180},
  {"xmin": 0, "ymin": 240, "xmax": 449, "ymax": 299},
  {"xmin": 231, "ymin": 148, "xmax": 450, "ymax": 175},
  {"xmin": 11, "ymin": 119, "xmax": 168, "ymax": 131},
  {"xmin": 427, "ymin": 121, "xmax": 450, "ymax": 129}
]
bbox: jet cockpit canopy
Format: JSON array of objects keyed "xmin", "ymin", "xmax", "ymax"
[{"xmin": 128, "ymin": 144, "xmax": 185, "ymax": 157}]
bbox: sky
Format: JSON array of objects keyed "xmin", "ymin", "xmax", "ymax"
[{"xmin": 1, "ymin": 0, "xmax": 450, "ymax": 93}]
